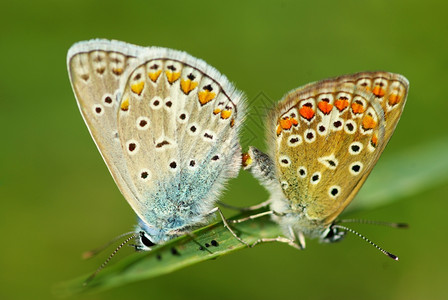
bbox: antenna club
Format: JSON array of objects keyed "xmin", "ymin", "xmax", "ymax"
[
  {"xmin": 332, "ymin": 224, "xmax": 400, "ymax": 261},
  {"xmin": 389, "ymin": 253, "xmax": 399, "ymax": 261}
]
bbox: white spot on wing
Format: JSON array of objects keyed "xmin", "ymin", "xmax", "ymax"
[
  {"xmin": 310, "ymin": 172, "xmax": 321, "ymax": 184},
  {"xmin": 287, "ymin": 135, "xmax": 302, "ymax": 147},
  {"xmin": 328, "ymin": 185, "xmax": 341, "ymax": 198},
  {"xmin": 344, "ymin": 120, "xmax": 357, "ymax": 134},
  {"xmin": 93, "ymin": 104, "xmax": 104, "ymax": 116},
  {"xmin": 318, "ymin": 154, "xmax": 338, "ymax": 170},
  {"xmin": 304, "ymin": 129, "xmax": 316, "ymax": 143},
  {"xmin": 297, "ymin": 166, "xmax": 307, "ymax": 178},
  {"xmin": 139, "ymin": 169, "xmax": 151, "ymax": 182},
  {"xmin": 349, "ymin": 142, "xmax": 363, "ymax": 155},
  {"xmin": 279, "ymin": 155, "xmax": 291, "ymax": 167},
  {"xmin": 349, "ymin": 161, "xmax": 363, "ymax": 175},
  {"xmin": 126, "ymin": 140, "xmax": 139, "ymax": 155},
  {"xmin": 136, "ymin": 116, "xmax": 150, "ymax": 130},
  {"xmin": 150, "ymin": 97, "xmax": 163, "ymax": 110}
]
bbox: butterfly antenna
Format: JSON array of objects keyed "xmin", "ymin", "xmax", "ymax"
[
  {"xmin": 82, "ymin": 231, "xmax": 136, "ymax": 259},
  {"xmin": 336, "ymin": 219, "xmax": 409, "ymax": 229},
  {"xmin": 332, "ymin": 224, "xmax": 399, "ymax": 261},
  {"xmin": 83, "ymin": 233, "xmax": 137, "ymax": 286}
]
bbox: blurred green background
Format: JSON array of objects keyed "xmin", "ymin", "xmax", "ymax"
[{"xmin": 1, "ymin": 0, "xmax": 447, "ymax": 299}]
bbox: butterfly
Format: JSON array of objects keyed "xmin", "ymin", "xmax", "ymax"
[
  {"xmin": 67, "ymin": 39, "xmax": 246, "ymax": 253},
  {"xmin": 241, "ymin": 71, "xmax": 409, "ymax": 259}
]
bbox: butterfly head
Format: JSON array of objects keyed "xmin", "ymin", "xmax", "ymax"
[
  {"xmin": 136, "ymin": 230, "xmax": 157, "ymax": 251},
  {"xmin": 320, "ymin": 223, "xmax": 346, "ymax": 243},
  {"xmin": 134, "ymin": 219, "xmax": 168, "ymax": 250}
]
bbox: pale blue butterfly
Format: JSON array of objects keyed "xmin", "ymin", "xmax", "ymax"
[{"xmin": 67, "ymin": 39, "xmax": 246, "ymax": 259}]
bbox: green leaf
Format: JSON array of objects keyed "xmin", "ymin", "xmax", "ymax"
[
  {"xmin": 54, "ymin": 212, "xmax": 282, "ymax": 297},
  {"xmin": 55, "ymin": 138, "xmax": 448, "ymax": 296}
]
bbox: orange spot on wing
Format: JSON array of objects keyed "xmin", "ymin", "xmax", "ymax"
[
  {"xmin": 112, "ymin": 68, "xmax": 123, "ymax": 75},
  {"xmin": 299, "ymin": 106, "xmax": 315, "ymax": 120},
  {"xmin": 221, "ymin": 110, "xmax": 232, "ymax": 119},
  {"xmin": 148, "ymin": 70, "xmax": 162, "ymax": 82},
  {"xmin": 318, "ymin": 101, "xmax": 333, "ymax": 114},
  {"xmin": 121, "ymin": 98, "xmax": 129, "ymax": 111},
  {"xmin": 362, "ymin": 115, "xmax": 376, "ymax": 130},
  {"xmin": 131, "ymin": 81, "xmax": 144, "ymax": 95},
  {"xmin": 351, "ymin": 102, "xmax": 365, "ymax": 114},
  {"xmin": 372, "ymin": 86, "xmax": 386, "ymax": 97},
  {"xmin": 165, "ymin": 71, "xmax": 181, "ymax": 84},
  {"xmin": 371, "ymin": 134, "xmax": 378, "ymax": 147},
  {"xmin": 230, "ymin": 118, "xmax": 235, "ymax": 127},
  {"xmin": 213, "ymin": 108, "xmax": 221, "ymax": 115},
  {"xmin": 180, "ymin": 79, "xmax": 198, "ymax": 95},
  {"xmin": 335, "ymin": 98, "xmax": 349, "ymax": 111},
  {"xmin": 280, "ymin": 117, "xmax": 293, "ymax": 130},
  {"xmin": 388, "ymin": 93, "xmax": 401, "ymax": 105},
  {"xmin": 198, "ymin": 90, "xmax": 216, "ymax": 105},
  {"xmin": 276, "ymin": 125, "xmax": 282, "ymax": 136}
]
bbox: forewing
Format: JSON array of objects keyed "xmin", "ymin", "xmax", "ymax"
[
  {"xmin": 117, "ymin": 49, "xmax": 245, "ymax": 225},
  {"xmin": 270, "ymin": 72, "xmax": 408, "ymax": 225},
  {"xmin": 67, "ymin": 40, "xmax": 144, "ymax": 213}
]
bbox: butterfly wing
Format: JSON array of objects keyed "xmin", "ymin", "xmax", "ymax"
[
  {"xmin": 116, "ymin": 49, "xmax": 245, "ymax": 229},
  {"xmin": 270, "ymin": 72, "xmax": 408, "ymax": 226},
  {"xmin": 67, "ymin": 40, "xmax": 146, "ymax": 214}
]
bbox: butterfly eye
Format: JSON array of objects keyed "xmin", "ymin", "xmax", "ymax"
[
  {"xmin": 140, "ymin": 232, "xmax": 156, "ymax": 248},
  {"xmin": 321, "ymin": 226, "xmax": 346, "ymax": 243}
]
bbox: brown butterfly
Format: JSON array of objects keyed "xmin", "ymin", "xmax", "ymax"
[{"xmin": 241, "ymin": 71, "xmax": 409, "ymax": 259}]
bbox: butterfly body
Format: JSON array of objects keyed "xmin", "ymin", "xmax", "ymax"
[
  {"xmin": 245, "ymin": 72, "xmax": 408, "ymax": 246},
  {"xmin": 68, "ymin": 40, "xmax": 245, "ymax": 247}
]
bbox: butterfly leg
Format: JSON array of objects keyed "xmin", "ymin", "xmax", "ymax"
[
  {"xmin": 230, "ymin": 210, "xmax": 274, "ymax": 224},
  {"xmin": 250, "ymin": 236, "xmax": 302, "ymax": 250},
  {"xmin": 288, "ymin": 226, "xmax": 306, "ymax": 249},
  {"xmin": 207, "ymin": 207, "xmax": 250, "ymax": 247},
  {"xmin": 250, "ymin": 226, "xmax": 305, "ymax": 250},
  {"xmin": 218, "ymin": 199, "xmax": 272, "ymax": 212}
]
